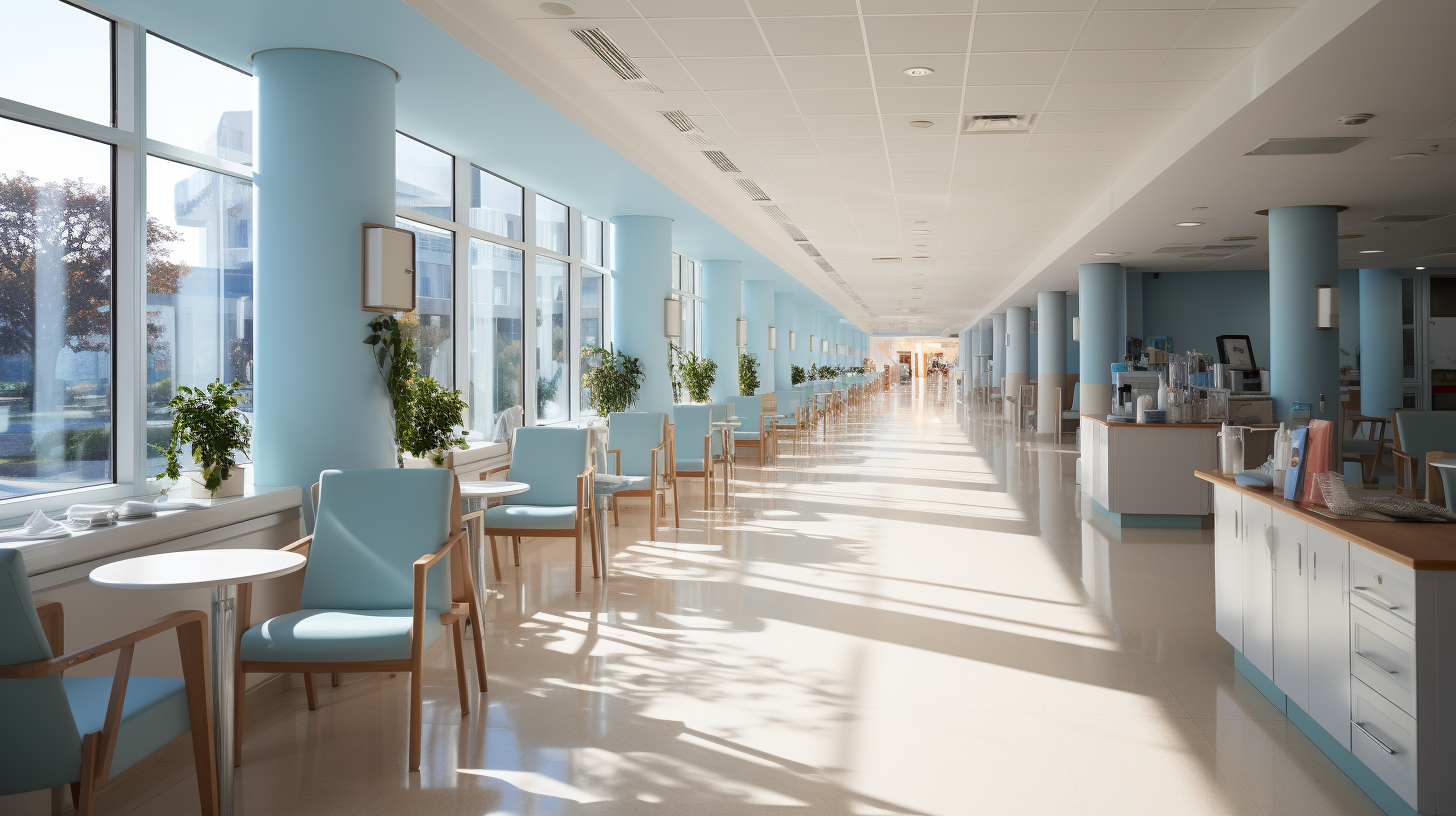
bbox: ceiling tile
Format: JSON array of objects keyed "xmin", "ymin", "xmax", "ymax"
[
  {"xmin": 963, "ymin": 84, "xmax": 1052, "ymax": 112},
  {"xmin": 1076, "ymin": 11, "xmax": 1199, "ymax": 50},
  {"xmin": 1151, "ymin": 47, "xmax": 1245, "ymax": 81},
  {"xmin": 979, "ymin": 0, "xmax": 1096, "ymax": 9},
  {"xmin": 708, "ymin": 90, "xmax": 799, "ymax": 115},
  {"xmin": 1045, "ymin": 82, "xmax": 1142, "ymax": 111},
  {"xmin": 632, "ymin": 0, "xmax": 750, "ymax": 15},
  {"xmin": 1209, "ymin": 0, "xmax": 1301, "ymax": 7},
  {"xmin": 778, "ymin": 55, "xmax": 873, "ymax": 88},
  {"xmin": 971, "ymin": 13, "xmax": 1086, "ymax": 52},
  {"xmin": 1061, "ymin": 49, "xmax": 1170, "ymax": 83},
  {"xmin": 1178, "ymin": 8, "xmax": 1291, "ymax": 49},
  {"xmin": 1024, "ymin": 133, "xmax": 1102, "ymax": 151},
  {"xmin": 603, "ymin": 90, "xmax": 715, "ymax": 115},
  {"xmin": 1035, "ymin": 111, "xmax": 1117, "ymax": 133},
  {"xmin": 887, "ymin": 135, "xmax": 956, "ymax": 153},
  {"xmin": 774, "ymin": 169, "xmax": 838, "ymax": 185},
  {"xmin": 1018, "ymin": 151, "xmax": 1086, "ymax": 169},
  {"xmin": 499, "ymin": 0, "xmax": 639, "ymax": 17},
  {"xmin": 762, "ymin": 153, "xmax": 830, "ymax": 169},
  {"xmin": 795, "ymin": 88, "xmax": 879, "ymax": 115},
  {"xmin": 1127, "ymin": 80, "xmax": 1210, "ymax": 108},
  {"xmin": 534, "ymin": 18, "xmax": 673, "ymax": 58},
  {"xmin": 894, "ymin": 168, "xmax": 953, "ymax": 183},
  {"xmin": 631, "ymin": 58, "xmax": 703, "ymax": 90},
  {"xmin": 894, "ymin": 182, "xmax": 952, "ymax": 195},
  {"xmin": 760, "ymin": 16, "xmax": 866, "ymax": 56},
  {"xmin": 1108, "ymin": 107, "xmax": 1184, "ymax": 131},
  {"xmin": 966, "ymin": 52, "xmax": 1067, "ymax": 85},
  {"xmin": 864, "ymin": 15, "xmax": 975, "ymax": 54},
  {"xmin": 651, "ymin": 19, "xmax": 768, "ymax": 57},
  {"xmin": 748, "ymin": 0, "xmax": 859, "ymax": 15},
  {"xmin": 876, "ymin": 87, "xmax": 962, "ymax": 114},
  {"xmin": 891, "ymin": 153, "xmax": 955, "ymax": 169},
  {"xmin": 681, "ymin": 57, "xmax": 786, "ymax": 89},
  {"xmin": 1094, "ymin": 0, "xmax": 1205, "ymax": 8},
  {"xmin": 806, "ymin": 115, "xmax": 884, "ymax": 137},
  {"xmin": 836, "ymin": 168, "xmax": 892, "ymax": 183},
  {"xmin": 1092, "ymin": 130, "xmax": 1160, "ymax": 149},
  {"xmin": 950, "ymin": 181, "xmax": 1009, "ymax": 194},
  {"xmin": 1011, "ymin": 166, "xmax": 1076, "ymax": 183},
  {"xmin": 817, "ymin": 136, "xmax": 890, "ymax": 153},
  {"xmin": 957, "ymin": 133, "xmax": 1030, "ymax": 153},
  {"xmin": 1069, "ymin": 163, "xmax": 1127, "ymax": 181},
  {"xmin": 884, "ymin": 116, "xmax": 957, "ymax": 136},
  {"xmin": 825, "ymin": 153, "xmax": 890, "ymax": 170},
  {"xmin": 731, "ymin": 116, "xmax": 812, "ymax": 137},
  {"xmin": 744, "ymin": 136, "xmax": 821, "ymax": 152},
  {"xmin": 870, "ymin": 54, "xmax": 969, "ymax": 87},
  {"xmin": 1080, "ymin": 149, "xmax": 1141, "ymax": 165}
]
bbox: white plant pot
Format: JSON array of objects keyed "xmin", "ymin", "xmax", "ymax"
[{"xmin": 184, "ymin": 465, "xmax": 244, "ymax": 498}]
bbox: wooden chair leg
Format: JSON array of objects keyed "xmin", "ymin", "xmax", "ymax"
[
  {"xmin": 76, "ymin": 732, "xmax": 100, "ymax": 816},
  {"xmin": 648, "ymin": 492, "xmax": 657, "ymax": 541},
  {"xmin": 487, "ymin": 535, "xmax": 502, "ymax": 581},
  {"xmin": 452, "ymin": 621, "xmax": 470, "ymax": 715},
  {"xmin": 332, "ymin": 673, "xmax": 342, "ymax": 687},
  {"xmin": 304, "ymin": 673, "xmax": 319, "ymax": 710},
  {"xmin": 704, "ymin": 471, "xmax": 711, "ymax": 509},
  {"xmin": 468, "ymin": 599, "xmax": 487, "ymax": 692},
  {"xmin": 177, "ymin": 620, "xmax": 219, "ymax": 815},
  {"xmin": 408, "ymin": 667, "xmax": 423, "ymax": 772},
  {"xmin": 233, "ymin": 662, "xmax": 246, "ymax": 767},
  {"xmin": 574, "ymin": 530, "xmax": 583, "ymax": 593},
  {"xmin": 672, "ymin": 481, "xmax": 680, "ymax": 528},
  {"xmin": 513, "ymin": 537, "xmax": 521, "ymax": 567},
  {"xmin": 612, "ymin": 498, "xmax": 620, "ymax": 526},
  {"xmin": 588, "ymin": 520, "xmax": 601, "ymax": 578}
]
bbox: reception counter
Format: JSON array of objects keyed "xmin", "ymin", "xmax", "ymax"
[
  {"xmin": 1197, "ymin": 471, "xmax": 1456, "ymax": 816},
  {"xmin": 1080, "ymin": 416, "xmax": 1219, "ymax": 527}
]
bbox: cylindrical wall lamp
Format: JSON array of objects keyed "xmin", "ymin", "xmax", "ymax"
[
  {"xmin": 1316, "ymin": 285, "xmax": 1339, "ymax": 329},
  {"xmin": 736, "ymin": 317, "xmax": 748, "ymax": 348},
  {"xmin": 664, "ymin": 298, "xmax": 681, "ymax": 338},
  {"xmin": 768, "ymin": 326, "xmax": 777, "ymax": 350},
  {"xmin": 1072, "ymin": 316, "xmax": 1080, "ymax": 342},
  {"xmin": 789, "ymin": 331, "xmax": 797, "ymax": 351},
  {"xmin": 821, "ymin": 339, "xmax": 829, "ymax": 354}
]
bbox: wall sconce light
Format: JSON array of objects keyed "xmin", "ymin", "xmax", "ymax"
[
  {"xmin": 664, "ymin": 298, "xmax": 681, "ymax": 338},
  {"xmin": 1005, "ymin": 333, "xmax": 1011, "ymax": 347},
  {"xmin": 1072, "ymin": 316, "xmax": 1080, "ymax": 342},
  {"xmin": 789, "ymin": 331, "xmax": 797, "ymax": 351},
  {"xmin": 768, "ymin": 326, "xmax": 777, "ymax": 350},
  {"xmin": 809, "ymin": 334, "xmax": 816, "ymax": 354},
  {"xmin": 822, "ymin": 339, "xmax": 829, "ymax": 354},
  {"xmin": 1316, "ymin": 285, "xmax": 1339, "ymax": 330},
  {"xmin": 736, "ymin": 317, "xmax": 748, "ymax": 348}
]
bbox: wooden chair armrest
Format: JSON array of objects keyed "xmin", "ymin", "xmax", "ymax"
[
  {"xmin": 35, "ymin": 600, "xmax": 64, "ymax": 655},
  {"xmin": 0, "ymin": 610, "xmax": 208, "ymax": 680},
  {"xmin": 461, "ymin": 509, "xmax": 484, "ymax": 524},
  {"xmin": 481, "ymin": 464, "xmax": 511, "ymax": 480},
  {"xmin": 606, "ymin": 449, "xmax": 621, "ymax": 475},
  {"xmin": 280, "ymin": 534, "xmax": 313, "ymax": 555}
]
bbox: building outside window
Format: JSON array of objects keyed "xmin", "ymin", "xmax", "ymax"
[
  {"xmin": 535, "ymin": 256, "xmax": 569, "ymax": 423},
  {"xmin": 469, "ymin": 239, "xmax": 522, "ymax": 433},
  {"xmin": 396, "ymin": 133, "xmax": 452, "ymax": 220},
  {"xmin": 392, "ymin": 217, "xmax": 453, "ymax": 385},
  {"xmin": 671, "ymin": 253, "xmax": 703, "ymax": 356},
  {"xmin": 472, "ymin": 168, "xmax": 522, "ymax": 241},
  {"xmin": 579, "ymin": 269, "xmax": 603, "ymax": 414},
  {"xmin": 535, "ymin": 194, "xmax": 568, "ymax": 255}
]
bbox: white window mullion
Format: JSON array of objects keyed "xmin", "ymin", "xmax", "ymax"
[
  {"xmin": 115, "ymin": 19, "xmax": 145, "ymax": 489},
  {"xmin": 522, "ymin": 192, "xmax": 539, "ymax": 425},
  {"xmin": 452, "ymin": 155, "xmax": 471, "ymax": 412}
]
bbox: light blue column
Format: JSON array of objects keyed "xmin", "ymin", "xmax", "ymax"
[
  {"xmin": 792, "ymin": 301, "xmax": 812, "ymax": 378},
  {"xmin": 701, "ymin": 259, "xmax": 741, "ymax": 402},
  {"xmin": 1036, "ymin": 292, "xmax": 1067, "ymax": 434},
  {"xmin": 743, "ymin": 280, "xmax": 774, "ymax": 395},
  {"xmin": 773, "ymin": 292, "xmax": 794, "ymax": 390},
  {"xmin": 1079, "ymin": 263, "xmax": 1125, "ymax": 416},
  {"xmin": 1065, "ymin": 294, "xmax": 1080, "ymax": 375},
  {"xmin": 1360, "ymin": 268, "xmax": 1403, "ymax": 419},
  {"xmin": 812, "ymin": 310, "xmax": 825, "ymax": 367},
  {"xmin": 991, "ymin": 313, "xmax": 1006, "ymax": 395},
  {"xmin": 253, "ymin": 48, "xmax": 396, "ymax": 520},
  {"xmin": 610, "ymin": 215, "xmax": 674, "ymax": 413},
  {"xmin": 1269, "ymin": 206, "xmax": 1340, "ymax": 424},
  {"xmin": 1006, "ymin": 306, "xmax": 1031, "ymax": 419}
]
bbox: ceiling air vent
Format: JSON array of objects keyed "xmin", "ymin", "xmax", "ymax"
[
  {"xmin": 962, "ymin": 113, "xmax": 1036, "ymax": 134},
  {"xmin": 734, "ymin": 178, "xmax": 770, "ymax": 201},
  {"xmin": 1243, "ymin": 137, "xmax": 1367, "ymax": 156},
  {"xmin": 702, "ymin": 151, "xmax": 741, "ymax": 173},
  {"xmin": 1153, "ymin": 244, "xmax": 1203, "ymax": 254},
  {"xmin": 1154, "ymin": 243, "xmax": 1254, "ymax": 254},
  {"xmin": 1371, "ymin": 214, "xmax": 1450, "ymax": 223},
  {"xmin": 1182, "ymin": 252, "xmax": 1238, "ymax": 259},
  {"xmin": 798, "ymin": 243, "xmax": 822, "ymax": 258},
  {"xmin": 659, "ymin": 110, "xmax": 713, "ymax": 146},
  {"xmin": 571, "ymin": 28, "xmax": 662, "ymax": 93},
  {"xmin": 871, "ymin": 257, "xmax": 903, "ymax": 263}
]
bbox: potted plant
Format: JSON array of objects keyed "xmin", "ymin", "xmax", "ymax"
[
  {"xmin": 580, "ymin": 344, "xmax": 645, "ymax": 415},
  {"xmin": 738, "ymin": 351, "xmax": 760, "ymax": 396},
  {"xmin": 365, "ymin": 314, "xmax": 469, "ymax": 467},
  {"xmin": 791, "ymin": 364, "xmax": 806, "ymax": 386},
  {"xmin": 679, "ymin": 351, "xmax": 718, "ymax": 403},
  {"xmin": 161, "ymin": 379, "xmax": 252, "ymax": 497}
]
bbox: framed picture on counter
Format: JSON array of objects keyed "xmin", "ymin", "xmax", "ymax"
[{"xmin": 1216, "ymin": 334, "xmax": 1256, "ymax": 370}]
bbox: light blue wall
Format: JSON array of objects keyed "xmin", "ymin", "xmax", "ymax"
[
  {"xmin": 1360, "ymin": 268, "xmax": 1403, "ymax": 418},
  {"xmin": 1078, "ymin": 263, "xmax": 1124, "ymax": 416},
  {"xmin": 611, "ymin": 216, "xmax": 674, "ymax": 413},
  {"xmin": 791, "ymin": 302, "xmax": 813, "ymax": 374},
  {"xmin": 701, "ymin": 259, "xmax": 741, "ymax": 403},
  {"xmin": 1029, "ymin": 311, "xmax": 1039, "ymax": 380},
  {"xmin": 1126, "ymin": 271, "xmax": 1144, "ymax": 348},
  {"xmin": 1065, "ymin": 294, "xmax": 1080, "ymax": 375},
  {"xmin": 773, "ymin": 293, "xmax": 794, "ymax": 390},
  {"xmin": 1339, "ymin": 268, "xmax": 1361, "ymax": 370},
  {"xmin": 743, "ymin": 281, "xmax": 775, "ymax": 395},
  {"xmin": 253, "ymin": 49, "xmax": 396, "ymax": 521},
  {"xmin": 991, "ymin": 313, "xmax": 1005, "ymax": 387},
  {"xmin": 1142, "ymin": 270, "xmax": 1272, "ymax": 364}
]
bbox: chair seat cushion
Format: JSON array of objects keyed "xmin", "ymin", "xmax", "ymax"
[
  {"xmin": 482, "ymin": 504, "xmax": 577, "ymax": 530},
  {"xmin": 240, "ymin": 608, "xmax": 444, "ymax": 664},
  {"xmin": 734, "ymin": 431, "xmax": 761, "ymax": 441},
  {"xmin": 1343, "ymin": 438, "xmax": 1382, "ymax": 456},
  {"xmin": 64, "ymin": 675, "xmax": 190, "ymax": 779},
  {"xmin": 595, "ymin": 474, "xmax": 651, "ymax": 494},
  {"xmin": 677, "ymin": 458, "xmax": 706, "ymax": 472},
  {"xmin": 1062, "ymin": 410, "xmax": 1080, "ymax": 419}
]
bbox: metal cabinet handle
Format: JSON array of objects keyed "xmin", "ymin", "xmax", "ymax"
[
  {"xmin": 1352, "ymin": 721, "xmax": 1398, "ymax": 755},
  {"xmin": 1352, "ymin": 586, "xmax": 1399, "ymax": 610},
  {"xmin": 1355, "ymin": 650, "xmax": 1399, "ymax": 675}
]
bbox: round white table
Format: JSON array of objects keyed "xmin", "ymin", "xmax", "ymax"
[
  {"xmin": 459, "ymin": 481, "xmax": 529, "ymax": 587},
  {"xmin": 90, "ymin": 549, "xmax": 306, "ymax": 816}
]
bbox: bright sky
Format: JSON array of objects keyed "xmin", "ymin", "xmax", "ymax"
[
  {"xmin": 0, "ymin": 0, "xmax": 111, "ymax": 125},
  {"xmin": 0, "ymin": 117, "xmax": 111, "ymax": 190}
]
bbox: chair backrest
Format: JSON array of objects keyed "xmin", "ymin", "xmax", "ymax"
[
  {"xmin": 1394, "ymin": 411, "xmax": 1456, "ymax": 488},
  {"xmin": 506, "ymin": 427, "xmax": 590, "ymax": 505},
  {"xmin": 0, "ymin": 547, "xmax": 82, "ymax": 794},
  {"xmin": 729, "ymin": 396, "xmax": 761, "ymax": 433},
  {"xmin": 774, "ymin": 390, "xmax": 802, "ymax": 420},
  {"xmin": 708, "ymin": 404, "xmax": 728, "ymax": 456},
  {"xmin": 672, "ymin": 404, "xmax": 714, "ymax": 460},
  {"xmin": 607, "ymin": 412, "xmax": 666, "ymax": 477},
  {"xmin": 303, "ymin": 469, "xmax": 453, "ymax": 612},
  {"xmin": 761, "ymin": 392, "xmax": 777, "ymax": 414},
  {"xmin": 1070, "ymin": 381, "xmax": 1081, "ymax": 411},
  {"xmin": 1425, "ymin": 452, "xmax": 1456, "ymax": 507}
]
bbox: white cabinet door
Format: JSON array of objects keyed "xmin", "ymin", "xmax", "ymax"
[
  {"xmin": 1242, "ymin": 498, "xmax": 1275, "ymax": 679},
  {"xmin": 1213, "ymin": 486, "xmax": 1243, "ymax": 649},
  {"xmin": 1271, "ymin": 511, "xmax": 1309, "ymax": 712},
  {"xmin": 1307, "ymin": 526, "xmax": 1351, "ymax": 749}
]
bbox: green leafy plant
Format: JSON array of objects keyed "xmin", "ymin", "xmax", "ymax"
[
  {"xmin": 791, "ymin": 364, "xmax": 806, "ymax": 386},
  {"xmin": 679, "ymin": 351, "xmax": 718, "ymax": 403},
  {"xmin": 580, "ymin": 344, "xmax": 645, "ymax": 415},
  {"xmin": 738, "ymin": 351, "xmax": 760, "ymax": 397},
  {"xmin": 161, "ymin": 379, "xmax": 252, "ymax": 495},
  {"xmin": 402, "ymin": 377, "xmax": 468, "ymax": 466},
  {"xmin": 365, "ymin": 314, "xmax": 468, "ymax": 467},
  {"xmin": 667, "ymin": 341, "xmax": 684, "ymax": 404}
]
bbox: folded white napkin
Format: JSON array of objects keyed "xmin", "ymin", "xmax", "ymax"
[
  {"xmin": 67, "ymin": 504, "xmax": 118, "ymax": 526},
  {"xmin": 118, "ymin": 500, "xmax": 157, "ymax": 517},
  {"xmin": 154, "ymin": 498, "xmax": 208, "ymax": 511},
  {"xmin": 0, "ymin": 510, "xmax": 72, "ymax": 542}
]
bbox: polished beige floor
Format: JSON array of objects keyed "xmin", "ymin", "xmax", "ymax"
[{"xmin": 101, "ymin": 383, "xmax": 1385, "ymax": 815}]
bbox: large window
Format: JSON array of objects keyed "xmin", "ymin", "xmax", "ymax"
[
  {"xmin": 581, "ymin": 215, "xmax": 603, "ymax": 267},
  {"xmin": 534, "ymin": 194, "xmax": 568, "ymax": 255},
  {"xmin": 396, "ymin": 134, "xmax": 452, "ymax": 220},
  {"xmin": 471, "ymin": 167, "xmax": 522, "ymax": 241},
  {"xmin": 671, "ymin": 253, "xmax": 703, "ymax": 356},
  {"xmin": 395, "ymin": 218, "xmax": 453, "ymax": 385},
  {"xmin": 146, "ymin": 35, "xmax": 256, "ymax": 165},
  {"xmin": 534, "ymin": 256, "xmax": 568, "ymax": 423},
  {"xmin": 469, "ymin": 239, "xmax": 522, "ymax": 434},
  {"xmin": 579, "ymin": 269, "xmax": 603, "ymax": 413},
  {"xmin": 145, "ymin": 157, "xmax": 254, "ymax": 475},
  {"xmin": 0, "ymin": 0, "xmax": 113, "ymax": 126},
  {"xmin": 0, "ymin": 118, "xmax": 115, "ymax": 498}
]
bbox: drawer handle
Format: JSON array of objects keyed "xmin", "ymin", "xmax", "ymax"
[
  {"xmin": 1355, "ymin": 650, "xmax": 1399, "ymax": 675},
  {"xmin": 1352, "ymin": 720, "xmax": 1398, "ymax": 755},
  {"xmin": 1352, "ymin": 586, "xmax": 1400, "ymax": 610}
]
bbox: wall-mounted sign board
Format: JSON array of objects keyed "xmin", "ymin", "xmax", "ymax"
[{"xmin": 362, "ymin": 223, "xmax": 416, "ymax": 313}]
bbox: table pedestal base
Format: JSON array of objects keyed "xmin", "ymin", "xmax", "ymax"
[{"xmin": 211, "ymin": 585, "xmax": 237, "ymax": 816}]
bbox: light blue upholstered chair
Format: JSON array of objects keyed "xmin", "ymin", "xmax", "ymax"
[
  {"xmin": 605, "ymin": 412, "xmax": 677, "ymax": 538},
  {"xmin": 1392, "ymin": 410, "xmax": 1456, "ymax": 496},
  {"xmin": 1057, "ymin": 381, "xmax": 1081, "ymax": 444},
  {"xmin": 773, "ymin": 390, "xmax": 804, "ymax": 456},
  {"xmin": 729, "ymin": 395, "xmax": 765, "ymax": 461},
  {"xmin": 672, "ymin": 404, "xmax": 721, "ymax": 509},
  {"xmin": 0, "ymin": 548, "xmax": 217, "ymax": 815},
  {"xmin": 236, "ymin": 468, "xmax": 480, "ymax": 772},
  {"xmin": 481, "ymin": 426, "xmax": 597, "ymax": 591}
]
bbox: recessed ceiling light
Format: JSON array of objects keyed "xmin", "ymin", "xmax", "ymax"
[
  {"xmin": 911, "ymin": 229, "xmax": 931, "ymax": 235},
  {"xmin": 539, "ymin": 0, "xmax": 576, "ymax": 14},
  {"xmin": 1174, "ymin": 221, "xmax": 1205, "ymax": 227},
  {"xmin": 903, "ymin": 66, "xmax": 935, "ymax": 77},
  {"xmin": 1391, "ymin": 153, "xmax": 1429, "ymax": 160},
  {"xmin": 1417, "ymin": 266, "xmax": 1426, "ymax": 270},
  {"xmin": 1091, "ymin": 251, "xmax": 1129, "ymax": 257},
  {"xmin": 1223, "ymin": 235, "xmax": 1258, "ymax": 241},
  {"xmin": 1358, "ymin": 249, "xmax": 1384, "ymax": 254},
  {"xmin": 908, "ymin": 120, "xmax": 934, "ymax": 129}
]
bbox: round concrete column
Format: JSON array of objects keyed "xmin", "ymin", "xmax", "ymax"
[
  {"xmin": 1359, "ymin": 268, "xmax": 1404, "ymax": 419},
  {"xmin": 1036, "ymin": 291, "xmax": 1067, "ymax": 434},
  {"xmin": 253, "ymin": 48, "xmax": 397, "ymax": 519},
  {"xmin": 1005, "ymin": 306, "xmax": 1031, "ymax": 421},
  {"xmin": 1268, "ymin": 206, "xmax": 1340, "ymax": 424},
  {"xmin": 1078, "ymin": 263, "xmax": 1126, "ymax": 417},
  {"xmin": 742, "ymin": 280, "xmax": 774, "ymax": 395},
  {"xmin": 701, "ymin": 259, "xmax": 742, "ymax": 402},
  {"xmin": 991, "ymin": 313, "xmax": 1006, "ymax": 403},
  {"xmin": 791, "ymin": 302, "xmax": 812, "ymax": 377},
  {"xmin": 610, "ymin": 216, "xmax": 674, "ymax": 413}
]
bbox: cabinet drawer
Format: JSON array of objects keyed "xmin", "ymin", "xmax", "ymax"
[
  {"xmin": 1350, "ymin": 677, "xmax": 1418, "ymax": 810},
  {"xmin": 1349, "ymin": 551, "xmax": 1415, "ymax": 627},
  {"xmin": 1350, "ymin": 606, "xmax": 1417, "ymax": 717}
]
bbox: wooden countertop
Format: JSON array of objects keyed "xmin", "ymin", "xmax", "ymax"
[
  {"xmin": 1082, "ymin": 416, "xmax": 1223, "ymax": 429},
  {"xmin": 1195, "ymin": 471, "xmax": 1456, "ymax": 570}
]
